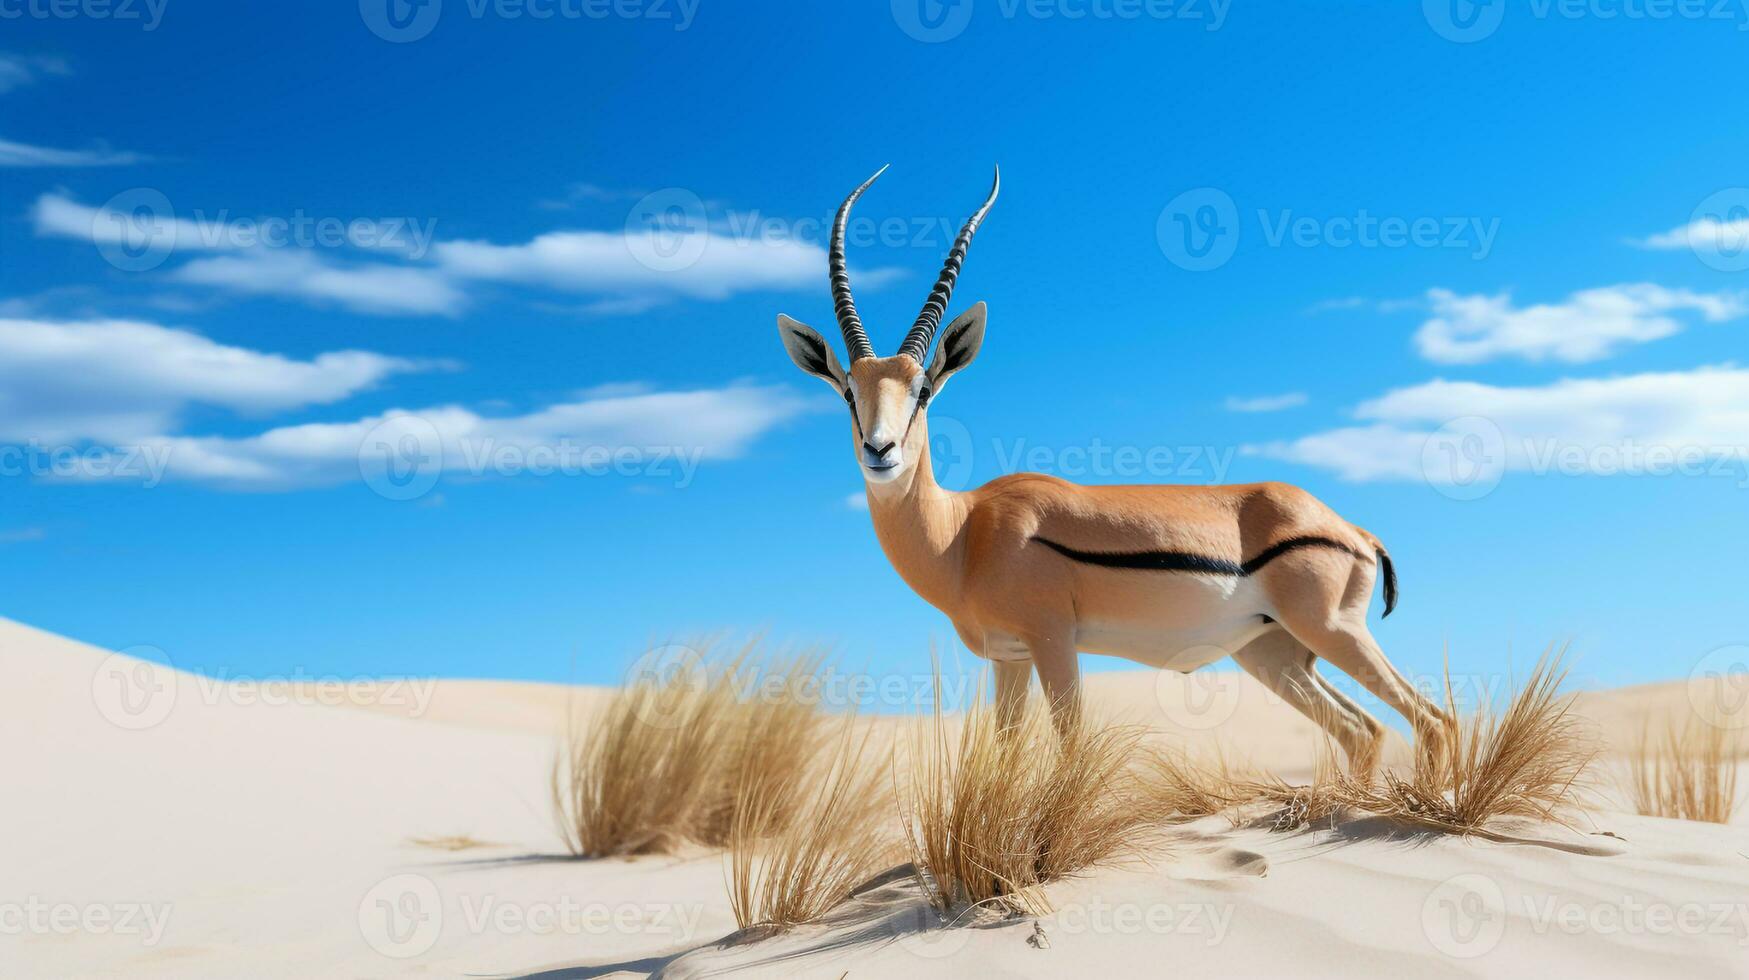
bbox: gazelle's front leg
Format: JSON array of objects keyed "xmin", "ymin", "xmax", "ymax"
[
  {"xmin": 992, "ymin": 659, "xmax": 1033, "ymax": 732},
  {"xmin": 1025, "ymin": 632, "xmax": 1081, "ymax": 737}
]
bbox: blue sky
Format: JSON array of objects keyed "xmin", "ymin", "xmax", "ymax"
[{"xmin": 3, "ymin": 1, "xmax": 1747, "ymax": 701}]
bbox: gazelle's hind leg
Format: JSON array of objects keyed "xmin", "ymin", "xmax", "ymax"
[
  {"xmin": 1232, "ymin": 631, "xmax": 1385, "ymax": 777},
  {"xmin": 1260, "ymin": 553, "xmax": 1454, "ymax": 763}
]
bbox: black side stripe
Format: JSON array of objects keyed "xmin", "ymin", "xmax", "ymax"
[{"xmin": 1034, "ymin": 535, "xmax": 1368, "ymax": 577}]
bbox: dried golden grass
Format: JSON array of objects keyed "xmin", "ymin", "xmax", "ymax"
[
  {"xmin": 900, "ymin": 682, "xmax": 1161, "ymax": 916},
  {"xmin": 1142, "ymin": 649, "xmax": 1598, "ymax": 836},
  {"xmin": 1144, "ymin": 747, "xmax": 1255, "ymax": 822},
  {"xmin": 1628, "ymin": 720, "xmax": 1741, "ymax": 824},
  {"xmin": 1357, "ymin": 649, "xmax": 1596, "ymax": 832},
  {"xmin": 726, "ymin": 716, "xmax": 898, "ymax": 931},
  {"xmin": 552, "ymin": 643, "xmax": 835, "ymax": 858}
]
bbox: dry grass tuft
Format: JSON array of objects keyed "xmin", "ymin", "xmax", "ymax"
[
  {"xmin": 695, "ymin": 650, "xmax": 832, "ymax": 848},
  {"xmin": 1628, "ymin": 720, "xmax": 1741, "ymax": 824},
  {"xmin": 726, "ymin": 716, "xmax": 897, "ymax": 931},
  {"xmin": 1144, "ymin": 747, "xmax": 1256, "ymax": 822},
  {"xmin": 901, "ymin": 683, "xmax": 1160, "ymax": 917},
  {"xmin": 552, "ymin": 643, "xmax": 834, "ymax": 858},
  {"xmin": 1337, "ymin": 649, "xmax": 1596, "ymax": 833},
  {"xmin": 1141, "ymin": 650, "xmax": 1598, "ymax": 837}
]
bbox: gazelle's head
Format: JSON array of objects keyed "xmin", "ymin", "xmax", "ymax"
[{"xmin": 777, "ymin": 166, "xmax": 995, "ymax": 487}]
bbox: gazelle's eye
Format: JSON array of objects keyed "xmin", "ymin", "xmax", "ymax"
[
  {"xmin": 917, "ymin": 386, "xmax": 932, "ymax": 406},
  {"xmin": 843, "ymin": 388, "xmax": 855, "ymax": 405}
]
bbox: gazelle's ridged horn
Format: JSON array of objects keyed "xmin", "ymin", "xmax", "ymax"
[
  {"xmin": 898, "ymin": 166, "xmax": 999, "ymax": 363},
  {"xmin": 830, "ymin": 165, "xmax": 888, "ymax": 362}
]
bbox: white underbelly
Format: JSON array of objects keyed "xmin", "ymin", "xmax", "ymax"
[{"xmin": 1073, "ymin": 576, "xmax": 1278, "ymax": 672}]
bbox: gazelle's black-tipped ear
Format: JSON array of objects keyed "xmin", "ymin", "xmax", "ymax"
[
  {"xmin": 777, "ymin": 314, "xmax": 848, "ymax": 394},
  {"xmin": 926, "ymin": 302, "xmax": 985, "ymax": 394}
]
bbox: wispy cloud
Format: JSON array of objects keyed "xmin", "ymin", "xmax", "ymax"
[
  {"xmin": 94, "ymin": 384, "xmax": 809, "ymax": 490},
  {"xmin": 0, "ymin": 315, "xmax": 806, "ymax": 490},
  {"xmin": 1252, "ymin": 365, "xmax": 1749, "ymax": 482},
  {"xmin": 173, "ymin": 250, "xmax": 465, "ymax": 317},
  {"xmin": 534, "ymin": 182, "xmax": 639, "ymax": 210},
  {"xmin": 1305, "ymin": 296, "xmax": 1424, "ymax": 315},
  {"xmin": 35, "ymin": 190, "xmax": 889, "ymax": 317},
  {"xmin": 0, "ymin": 317, "xmax": 436, "ymax": 443},
  {"xmin": 0, "ymin": 137, "xmax": 146, "ymax": 167},
  {"xmin": 434, "ymin": 228, "xmax": 865, "ymax": 308},
  {"xmin": 1224, "ymin": 392, "xmax": 1307, "ymax": 413},
  {"xmin": 1635, "ymin": 214, "xmax": 1749, "ymax": 252},
  {"xmin": 0, "ymin": 527, "xmax": 47, "ymax": 544},
  {"xmin": 0, "ymin": 53, "xmax": 70, "ymax": 94},
  {"xmin": 1413, "ymin": 284, "xmax": 1747, "ymax": 364}
]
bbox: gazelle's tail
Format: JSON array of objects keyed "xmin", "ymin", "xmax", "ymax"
[{"xmin": 1353, "ymin": 527, "xmax": 1398, "ymax": 618}]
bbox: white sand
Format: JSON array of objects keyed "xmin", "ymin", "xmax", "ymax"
[{"xmin": 3, "ymin": 617, "xmax": 1745, "ymax": 978}]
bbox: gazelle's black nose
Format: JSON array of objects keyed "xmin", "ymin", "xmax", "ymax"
[{"xmin": 863, "ymin": 440, "xmax": 895, "ymax": 458}]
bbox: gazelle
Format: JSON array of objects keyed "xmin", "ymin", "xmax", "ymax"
[{"xmin": 777, "ymin": 167, "xmax": 1450, "ymax": 772}]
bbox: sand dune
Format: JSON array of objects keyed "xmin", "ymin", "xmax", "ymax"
[{"xmin": 3, "ymin": 617, "xmax": 1745, "ymax": 978}]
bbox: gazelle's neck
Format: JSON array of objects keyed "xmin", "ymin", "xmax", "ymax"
[{"xmin": 863, "ymin": 431, "xmax": 970, "ymax": 612}]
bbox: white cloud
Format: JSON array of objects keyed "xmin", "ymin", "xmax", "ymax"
[
  {"xmin": 1413, "ymin": 284, "xmax": 1747, "ymax": 364},
  {"xmin": 1636, "ymin": 214, "xmax": 1749, "ymax": 252},
  {"xmin": 435, "ymin": 229, "xmax": 896, "ymax": 307},
  {"xmin": 0, "ymin": 317, "xmax": 432, "ymax": 443},
  {"xmin": 35, "ymin": 191, "xmax": 875, "ymax": 316},
  {"xmin": 1224, "ymin": 392, "xmax": 1307, "ymax": 413},
  {"xmin": 1253, "ymin": 365, "xmax": 1749, "ymax": 483},
  {"xmin": 34, "ymin": 191, "xmax": 237, "ymax": 252},
  {"xmin": 1306, "ymin": 296, "xmax": 1423, "ymax": 315},
  {"xmin": 0, "ymin": 137, "xmax": 144, "ymax": 167},
  {"xmin": 0, "ymin": 527, "xmax": 47, "ymax": 544},
  {"xmin": 0, "ymin": 54, "xmax": 70, "ymax": 93},
  {"xmin": 845, "ymin": 491, "xmax": 868, "ymax": 511},
  {"xmin": 174, "ymin": 250, "xmax": 465, "ymax": 317},
  {"xmin": 100, "ymin": 384, "xmax": 808, "ymax": 490}
]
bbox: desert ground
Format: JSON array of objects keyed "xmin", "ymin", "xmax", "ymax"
[{"xmin": 4, "ymin": 616, "xmax": 1746, "ymax": 978}]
